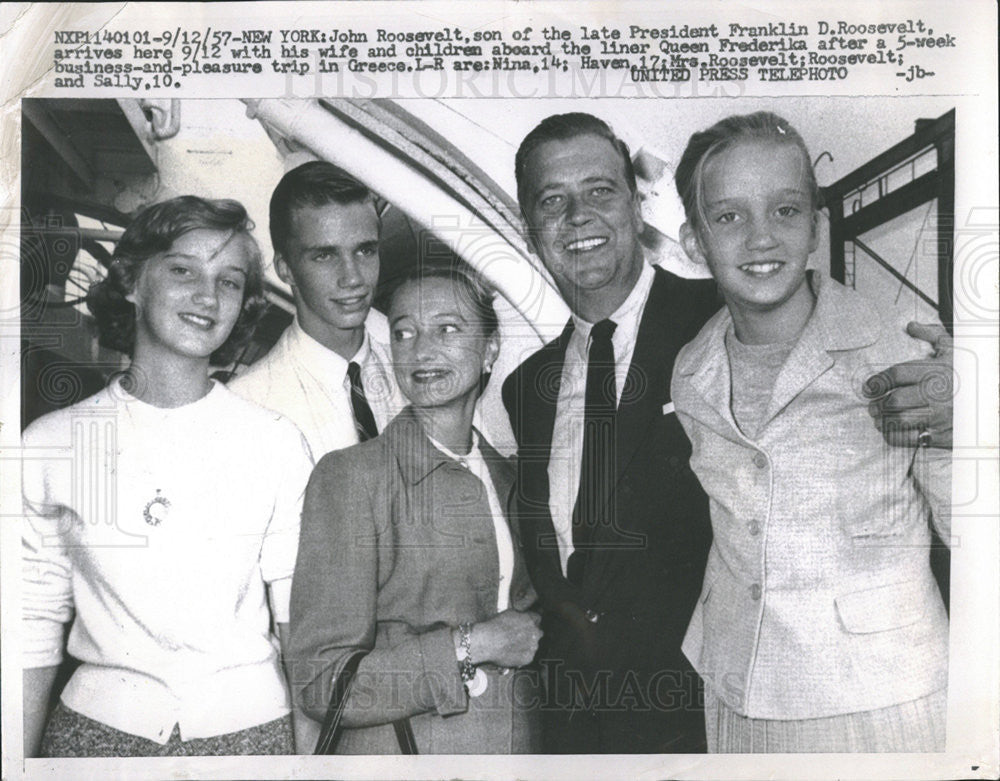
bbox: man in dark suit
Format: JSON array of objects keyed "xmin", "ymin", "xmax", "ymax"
[
  {"xmin": 501, "ymin": 113, "xmax": 720, "ymax": 753},
  {"xmin": 501, "ymin": 112, "xmax": 956, "ymax": 754}
]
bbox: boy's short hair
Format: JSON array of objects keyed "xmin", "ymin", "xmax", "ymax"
[
  {"xmin": 514, "ymin": 112, "xmax": 637, "ymax": 213},
  {"xmin": 87, "ymin": 195, "xmax": 266, "ymax": 365},
  {"xmin": 269, "ymin": 161, "xmax": 377, "ymax": 259}
]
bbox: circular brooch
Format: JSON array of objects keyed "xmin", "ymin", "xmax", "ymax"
[{"xmin": 143, "ymin": 489, "xmax": 171, "ymax": 526}]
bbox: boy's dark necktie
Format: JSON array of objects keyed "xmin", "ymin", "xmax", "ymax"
[
  {"xmin": 347, "ymin": 361, "xmax": 379, "ymax": 442},
  {"xmin": 566, "ymin": 318, "xmax": 617, "ymax": 588}
]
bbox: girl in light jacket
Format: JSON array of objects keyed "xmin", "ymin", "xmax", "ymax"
[{"xmin": 671, "ymin": 112, "xmax": 951, "ymax": 752}]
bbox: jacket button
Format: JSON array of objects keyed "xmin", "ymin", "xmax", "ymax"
[
  {"xmin": 752, "ymin": 452, "xmax": 767, "ymax": 469},
  {"xmin": 585, "ymin": 609, "xmax": 600, "ymax": 623},
  {"xmin": 747, "ymin": 520, "xmax": 761, "ymax": 536},
  {"xmin": 749, "ymin": 583, "xmax": 762, "ymax": 601}
]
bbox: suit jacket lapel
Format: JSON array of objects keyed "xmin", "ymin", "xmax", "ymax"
[
  {"xmin": 516, "ymin": 322, "xmax": 574, "ymax": 574},
  {"xmin": 584, "ymin": 270, "xmax": 694, "ymax": 600},
  {"xmin": 612, "ymin": 269, "xmax": 685, "ymax": 485},
  {"xmin": 521, "ymin": 320, "xmax": 573, "ymax": 466}
]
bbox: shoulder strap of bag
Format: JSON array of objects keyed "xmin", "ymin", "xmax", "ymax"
[
  {"xmin": 314, "ymin": 650, "xmax": 418, "ymax": 755},
  {"xmin": 392, "ymin": 718, "xmax": 418, "ymax": 754},
  {"xmin": 314, "ymin": 650, "xmax": 367, "ymax": 754}
]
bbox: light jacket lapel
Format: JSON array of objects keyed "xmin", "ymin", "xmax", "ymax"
[
  {"xmin": 680, "ymin": 273, "xmax": 881, "ymax": 439},
  {"xmin": 675, "ymin": 303, "xmax": 747, "ymax": 445},
  {"xmin": 686, "ymin": 326, "xmax": 740, "ymax": 437},
  {"xmin": 759, "ymin": 334, "xmax": 835, "ymax": 429},
  {"xmin": 760, "ymin": 273, "xmax": 879, "ymax": 428},
  {"xmin": 387, "ymin": 407, "xmax": 456, "ymax": 485}
]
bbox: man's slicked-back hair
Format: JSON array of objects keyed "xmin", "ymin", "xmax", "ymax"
[
  {"xmin": 269, "ymin": 160, "xmax": 376, "ymax": 258},
  {"xmin": 514, "ymin": 112, "xmax": 637, "ymax": 213}
]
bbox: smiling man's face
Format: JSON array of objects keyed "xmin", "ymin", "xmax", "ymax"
[{"xmin": 520, "ymin": 133, "xmax": 645, "ymax": 321}]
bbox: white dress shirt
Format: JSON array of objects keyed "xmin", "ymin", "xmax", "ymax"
[
  {"xmin": 229, "ymin": 316, "xmax": 406, "ymax": 459},
  {"xmin": 548, "ymin": 262, "xmax": 656, "ymax": 576},
  {"xmin": 21, "ymin": 380, "xmax": 313, "ymax": 742}
]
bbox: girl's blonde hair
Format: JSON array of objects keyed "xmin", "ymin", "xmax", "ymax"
[{"xmin": 674, "ymin": 111, "xmax": 822, "ymax": 231}]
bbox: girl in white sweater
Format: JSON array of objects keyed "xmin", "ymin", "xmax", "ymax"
[{"xmin": 22, "ymin": 196, "xmax": 312, "ymax": 757}]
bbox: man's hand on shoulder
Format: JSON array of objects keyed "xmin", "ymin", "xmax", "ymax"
[{"xmin": 864, "ymin": 322, "xmax": 954, "ymax": 449}]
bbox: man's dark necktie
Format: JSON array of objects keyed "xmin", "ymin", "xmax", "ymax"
[
  {"xmin": 347, "ymin": 361, "xmax": 379, "ymax": 442},
  {"xmin": 566, "ymin": 318, "xmax": 617, "ymax": 587}
]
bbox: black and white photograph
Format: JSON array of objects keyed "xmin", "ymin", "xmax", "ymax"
[{"xmin": 1, "ymin": 3, "xmax": 997, "ymax": 780}]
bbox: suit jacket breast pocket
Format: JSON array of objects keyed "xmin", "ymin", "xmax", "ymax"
[{"xmin": 654, "ymin": 408, "xmax": 694, "ymax": 469}]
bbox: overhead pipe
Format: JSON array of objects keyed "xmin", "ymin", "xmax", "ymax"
[
  {"xmin": 75, "ymin": 227, "xmax": 124, "ymax": 243},
  {"xmin": 139, "ymin": 99, "xmax": 182, "ymax": 140},
  {"xmin": 243, "ymin": 98, "xmax": 570, "ymax": 341}
]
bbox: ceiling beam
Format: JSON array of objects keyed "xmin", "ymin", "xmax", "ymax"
[{"xmin": 22, "ymin": 100, "xmax": 95, "ymax": 189}]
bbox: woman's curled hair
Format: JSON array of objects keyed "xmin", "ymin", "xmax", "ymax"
[{"xmin": 87, "ymin": 195, "xmax": 267, "ymax": 365}]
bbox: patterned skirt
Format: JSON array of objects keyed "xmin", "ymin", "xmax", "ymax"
[{"xmin": 41, "ymin": 701, "xmax": 294, "ymax": 757}]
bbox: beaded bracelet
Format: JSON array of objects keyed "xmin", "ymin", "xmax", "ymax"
[{"xmin": 457, "ymin": 622, "xmax": 475, "ymax": 684}]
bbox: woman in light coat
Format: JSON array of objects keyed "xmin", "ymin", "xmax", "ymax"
[{"xmin": 290, "ymin": 266, "xmax": 543, "ymax": 754}]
